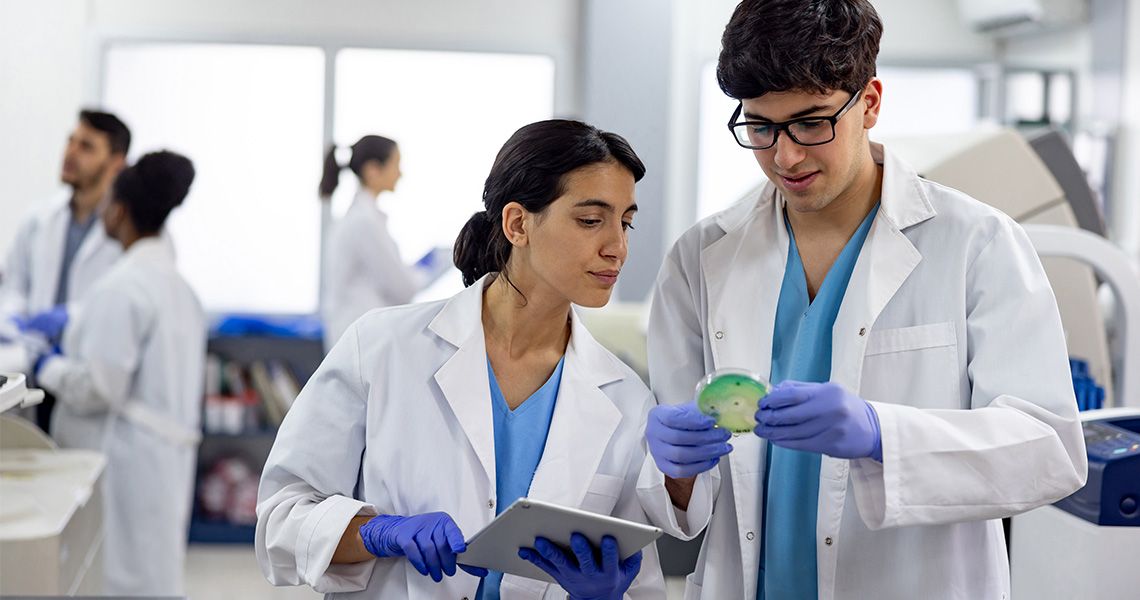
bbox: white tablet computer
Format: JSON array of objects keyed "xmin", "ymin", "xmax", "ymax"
[{"xmin": 459, "ymin": 497, "xmax": 663, "ymax": 583}]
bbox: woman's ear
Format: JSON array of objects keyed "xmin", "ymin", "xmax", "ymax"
[{"xmin": 501, "ymin": 202, "xmax": 529, "ymax": 248}]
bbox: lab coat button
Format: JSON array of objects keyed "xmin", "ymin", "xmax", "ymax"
[
  {"xmin": 715, "ymin": 331, "xmax": 724, "ymax": 340},
  {"xmin": 824, "ymin": 536, "xmax": 833, "ymax": 546},
  {"xmin": 745, "ymin": 531, "xmax": 755, "ymax": 541},
  {"xmin": 858, "ymin": 327, "xmax": 867, "ymax": 336},
  {"xmin": 488, "ymin": 499, "xmax": 495, "ymax": 509}
]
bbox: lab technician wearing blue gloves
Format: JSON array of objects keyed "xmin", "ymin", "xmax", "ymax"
[
  {"xmin": 34, "ymin": 151, "xmax": 206, "ymax": 596},
  {"xmin": 1, "ymin": 110, "xmax": 128, "ymax": 427},
  {"xmin": 257, "ymin": 120, "xmax": 665, "ymax": 599},
  {"xmin": 320, "ymin": 135, "xmax": 448, "ymax": 351},
  {"xmin": 637, "ymin": 1, "xmax": 1087, "ymax": 599}
]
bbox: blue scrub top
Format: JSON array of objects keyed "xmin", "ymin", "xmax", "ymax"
[
  {"xmin": 476, "ymin": 356, "xmax": 564, "ymax": 600},
  {"xmin": 759, "ymin": 204, "xmax": 879, "ymax": 600}
]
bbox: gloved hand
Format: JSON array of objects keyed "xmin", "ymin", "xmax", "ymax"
[
  {"xmin": 359, "ymin": 512, "xmax": 488, "ymax": 582},
  {"xmin": 645, "ymin": 402, "xmax": 732, "ymax": 479},
  {"xmin": 753, "ymin": 381, "xmax": 882, "ymax": 461},
  {"xmin": 24, "ymin": 306, "xmax": 69, "ymax": 346},
  {"xmin": 414, "ymin": 248, "xmax": 438, "ymax": 270},
  {"xmin": 519, "ymin": 534, "xmax": 642, "ymax": 600}
]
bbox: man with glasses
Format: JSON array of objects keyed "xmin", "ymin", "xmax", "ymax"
[{"xmin": 638, "ymin": 1, "xmax": 1086, "ymax": 599}]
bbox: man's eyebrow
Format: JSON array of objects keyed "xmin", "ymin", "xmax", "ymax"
[{"xmin": 744, "ymin": 104, "xmax": 832, "ymax": 122}]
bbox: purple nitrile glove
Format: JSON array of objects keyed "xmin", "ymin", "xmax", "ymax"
[
  {"xmin": 359, "ymin": 512, "xmax": 488, "ymax": 582},
  {"xmin": 519, "ymin": 533, "xmax": 642, "ymax": 600},
  {"xmin": 753, "ymin": 380, "xmax": 882, "ymax": 461},
  {"xmin": 645, "ymin": 402, "xmax": 733, "ymax": 479},
  {"xmin": 25, "ymin": 306, "xmax": 69, "ymax": 346}
]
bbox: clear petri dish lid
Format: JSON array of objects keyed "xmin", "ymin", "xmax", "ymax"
[{"xmin": 695, "ymin": 368, "xmax": 771, "ymax": 434}]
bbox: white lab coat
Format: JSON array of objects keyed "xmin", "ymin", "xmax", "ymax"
[
  {"xmin": 257, "ymin": 275, "xmax": 666, "ymax": 599},
  {"xmin": 38, "ymin": 237, "xmax": 206, "ymax": 596},
  {"xmin": 0, "ymin": 190, "xmax": 121, "ymax": 318},
  {"xmin": 321, "ymin": 188, "xmax": 423, "ymax": 350},
  {"xmin": 637, "ymin": 142, "xmax": 1088, "ymax": 600}
]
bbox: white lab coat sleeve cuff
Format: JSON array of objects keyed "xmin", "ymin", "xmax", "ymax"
[
  {"xmin": 849, "ymin": 400, "xmax": 899, "ymax": 530},
  {"xmin": 35, "ymin": 355, "xmax": 69, "ymax": 395},
  {"xmin": 636, "ymin": 453, "xmax": 718, "ymax": 540},
  {"xmin": 296, "ymin": 495, "xmax": 378, "ymax": 593}
]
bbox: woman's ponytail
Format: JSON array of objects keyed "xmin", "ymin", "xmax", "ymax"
[
  {"xmin": 453, "ymin": 210, "xmax": 507, "ymax": 287},
  {"xmin": 319, "ymin": 144, "xmax": 341, "ymax": 198}
]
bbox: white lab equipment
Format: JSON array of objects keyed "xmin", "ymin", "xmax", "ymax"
[
  {"xmin": 0, "ymin": 373, "xmax": 105, "ymax": 596},
  {"xmin": 1009, "ymin": 224, "xmax": 1140, "ymax": 597}
]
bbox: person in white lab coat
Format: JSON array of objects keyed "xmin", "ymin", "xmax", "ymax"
[
  {"xmin": 34, "ymin": 151, "xmax": 206, "ymax": 596},
  {"xmin": 637, "ymin": 2, "xmax": 1087, "ymax": 599},
  {"xmin": 0, "ymin": 110, "xmax": 128, "ymax": 427},
  {"xmin": 257, "ymin": 120, "xmax": 665, "ymax": 599},
  {"xmin": 320, "ymin": 135, "xmax": 441, "ymax": 351}
]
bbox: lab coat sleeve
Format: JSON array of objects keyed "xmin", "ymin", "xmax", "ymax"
[
  {"xmin": 612, "ymin": 391, "xmax": 667, "ymax": 599},
  {"xmin": 638, "ymin": 245, "xmax": 720, "ymax": 539},
  {"xmin": 0, "ymin": 217, "xmax": 35, "ymax": 319},
  {"xmin": 36, "ymin": 285, "xmax": 149, "ymax": 415},
  {"xmin": 255, "ymin": 324, "xmax": 377, "ymax": 593},
  {"xmin": 849, "ymin": 221, "xmax": 1088, "ymax": 529},
  {"xmin": 361, "ymin": 221, "xmax": 420, "ymax": 305}
]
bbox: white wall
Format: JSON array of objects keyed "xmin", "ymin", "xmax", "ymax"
[
  {"xmin": 0, "ymin": 0, "xmax": 90, "ymax": 254},
  {"xmin": 0, "ymin": 0, "xmax": 581, "ymax": 256}
]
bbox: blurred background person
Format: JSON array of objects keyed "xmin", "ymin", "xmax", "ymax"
[
  {"xmin": 33, "ymin": 150, "xmax": 206, "ymax": 597},
  {"xmin": 0, "ymin": 109, "xmax": 130, "ymax": 430},
  {"xmin": 319, "ymin": 135, "xmax": 448, "ymax": 351}
]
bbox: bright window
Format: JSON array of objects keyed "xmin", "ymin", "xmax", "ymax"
[
  {"xmin": 102, "ymin": 43, "xmax": 325, "ymax": 314},
  {"xmin": 333, "ymin": 48, "xmax": 555, "ymax": 300}
]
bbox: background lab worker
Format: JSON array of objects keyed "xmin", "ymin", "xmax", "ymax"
[
  {"xmin": 320, "ymin": 135, "xmax": 446, "ymax": 350},
  {"xmin": 34, "ymin": 151, "xmax": 206, "ymax": 596},
  {"xmin": 0, "ymin": 110, "xmax": 128, "ymax": 425},
  {"xmin": 638, "ymin": 1, "xmax": 1087, "ymax": 598},
  {"xmin": 257, "ymin": 120, "xmax": 664, "ymax": 599}
]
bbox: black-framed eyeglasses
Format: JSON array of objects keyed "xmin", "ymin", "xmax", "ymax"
[{"xmin": 727, "ymin": 91, "xmax": 861, "ymax": 150}]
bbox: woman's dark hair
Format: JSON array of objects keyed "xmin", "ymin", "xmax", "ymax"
[
  {"xmin": 319, "ymin": 135, "xmax": 397, "ymax": 197},
  {"xmin": 79, "ymin": 109, "xmax": 131, "ymax": 156},
  {"xmin": 112, "ymin": 151, "xmax": 195, "ymax": 235},
  {"xmin": 453, "ymin": 119, "xmax": 645, "ymax": 288},
  {"xmin": 717, "ymin": 0, "xmax": 883, "ymax": 99}
]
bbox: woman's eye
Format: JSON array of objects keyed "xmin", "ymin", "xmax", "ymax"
[
  {"xmin": 622, "ymin": 221, "xmax": 635, "ymax": 231},
  {"xmin": 578, "ymin": 218, "xmax": 602, "ymax": 227}
]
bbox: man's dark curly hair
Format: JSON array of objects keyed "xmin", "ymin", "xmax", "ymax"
[{"xmin": 717, "ymin": 0, "xmax": 883, "ymax": 99}]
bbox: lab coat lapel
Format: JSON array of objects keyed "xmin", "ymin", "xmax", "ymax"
[
  {"xmin": 527, "ymin": 310, "xmax": 624, "ymax": 508},
  {"xmin": 816, "ymin": 144, "xmax": 934, "ymax": 596},
  {"xmin": 29, "ymin": 198, "xmax": 70, "ymax": 311},
  {"xmin": 429, "ymin": 278, "xmax": 496, "ymax": 488},
  {"xmin": 830, "ymin": 143, "xmax": 935, "ymax": 393},
  {"xmin": 702, "ymin": 186, "xmax": 789, "ymax": 587}
]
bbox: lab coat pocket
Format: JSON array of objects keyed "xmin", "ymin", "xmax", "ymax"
[
  {"xmin": 683, "ymin": 572, "xmax": 704, "ymax": 600},
  {"xmin": 860, "ymin": 322, "xmax": 961, "ymax": 410},
  {"xmin": 580, "ymin": 473, "xmax": 624, "ymax": 514}
]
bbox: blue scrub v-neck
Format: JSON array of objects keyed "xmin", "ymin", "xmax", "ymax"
[
  {"xmin": 476, "ymin": 356, "xmax": 564, "ymax": 600},
  {"xmin": 758, "ymin": 203, "xmax": 879, "ymax": 600}
]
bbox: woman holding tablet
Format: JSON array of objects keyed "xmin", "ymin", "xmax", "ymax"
[{"xmin": 256, "ymin": 120, "xmax": 664, "ymax": 599}]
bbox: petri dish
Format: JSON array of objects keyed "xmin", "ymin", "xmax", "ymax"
[{"xmin": 695, "ymin": 369, "xmax": 770, "ymax": 433}]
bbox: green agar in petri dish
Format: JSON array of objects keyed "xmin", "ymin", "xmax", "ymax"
[{"xmin": 697, "ymin": 372, "xmax": 769, "ymax": 433}]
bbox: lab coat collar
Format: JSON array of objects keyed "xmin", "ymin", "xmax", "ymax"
[
  {"xmin": 429, "ymin": 275, "xmax": 627, "ymax": 500},
  {"xmin": 122, "ymin": 235, "xmax": 173, "ymax": 265}
]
